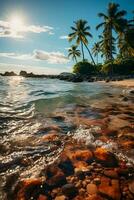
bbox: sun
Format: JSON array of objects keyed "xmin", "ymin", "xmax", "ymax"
[{"xmin": 10, "ymin": 16, "xmax": 24, "ymax": 32}]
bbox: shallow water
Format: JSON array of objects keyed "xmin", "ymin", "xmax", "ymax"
[{"xmin": 0, "ymin": 76, "xmax": 133, "ymax": 199}]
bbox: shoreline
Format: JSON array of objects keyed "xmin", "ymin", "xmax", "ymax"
[{"xmin": 110, "ymin": 79, "xmax": 134, "ymax": 88}]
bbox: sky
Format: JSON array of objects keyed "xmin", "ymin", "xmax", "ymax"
[{"xmin": 0, "ymin": 0, "xmax": 133, "ymax": 74}]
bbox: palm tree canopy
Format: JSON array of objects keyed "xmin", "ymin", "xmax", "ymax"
[
  {"xmin": 96, "ymin": 2, "xmax": 127, "ymax": 33},
  {"xmin": 68, "ymin": 45, "xmax": 81, "ymax": 62},
  {"xmin": 68, "ymin": 19, "xmax": 92, "ymax": 45},
  {"xmin": 92, "ymin": 42, "xmax": 101, "ymax": 56}
]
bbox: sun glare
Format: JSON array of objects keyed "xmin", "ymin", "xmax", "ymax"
[{"xmin": 10, "ymin": 16, "xmax": 24, "ymax": 31}]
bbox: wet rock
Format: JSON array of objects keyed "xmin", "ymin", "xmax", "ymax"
[
  {"xmin": 55, "ymin": 195, "xmax": 66, "ymax": 200},
  {"xmin": 99, "ymin": 177, "xmax": 121, "ymax": 200},
  {"xmin": 93, "ymin": 178, "xmax": 101, "ymax": 185},
  {"xmin": 46, "ymin": 166, "xmax": 67, "ymax": 188},
  {"xmin": 42, "ymin": 133, "xmax": 59, "ymax": 142},
  {"xmin": 75, "ymin": 170, "xmax": 85, "ymax": 180},
  {"xmin": 39, "ymin": 125, "xmax": 61, "ymax": 135},
  {"xmin": 52, "ymin": 115, "xmax": 65, "ymax": 122},
  {"xmin": 128, "ymin": 180, "xmax": 134, "ymax": 194},
  {"xmin": 104, "ymin": 170, "xmax": 118, "ymax": 179},
  {"xmin": 130, "ymin": 90, "xmax": 134, "ymax": 94},
  {"xmin": 85, "ymin": 194, "xmax": 104, "ymax": 200},
  {"xmin": 108, "ymin": 116, "xmax": 130, "ymax": 130},
  {"xmin": 86, "ymin": 183, "xmax": 98, "ymax": 195},
  {"xmin": 38, "ymin": 194, "xmax": 48, "ymax": 200},
  {"xmin": 121, "ymin": 141, "xmax": 134, "ymax": 149},
  {"xmin": 62, "ymin": 183, "xmax": 78, "ymax": 198},
  {"xmin": 94, "ymin": 147, "xmax": 118, "ymax": 167},
  {"xmin": 58, "ymin": 155, "xmax": 74, "ymax": 176},
  {"xmin": 16, "ymin": 178, "xmax": 49, "ymax": 200},
  {"xmin": 70, "ymin": 149, "xmax": 93, "ymax": 163},
  {"xmin": 74, "ymin": 161, "xmax": 88, "ymax": 171},
  {"xmin": 122, "ymin": 97, "xmax": 129, "ymax": 101}
]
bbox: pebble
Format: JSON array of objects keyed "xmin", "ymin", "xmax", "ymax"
[
  {"xmin": 128, "ymin": 180, "xmax": 134, "ymax": 194},
  {"xmin": 93, "ymin": 178, "xmax": 101, "ymax": 185},
  {"xmin": 86, "ymin": 183, "xmax": 98, "ymax": 195},
  {"xmin": 62, "ymin": 183, "xmax": 78, "ymax": 198},
  {"xmin": 55, "ymin": 195, "xmax": 66, "ymax": 200},
  {"xmin": 103, "ymin": 170, "xmax": 118, "ymax": 179}
]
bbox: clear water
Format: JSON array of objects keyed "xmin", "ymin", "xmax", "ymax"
[{"xmin": 0, "ymin": 76, "xmax": 130, "ymax": 198}]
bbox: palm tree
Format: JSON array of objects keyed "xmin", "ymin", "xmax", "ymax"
[
  {"xmin": 68, "ymin": 19, "xmax": 95, "ymax": 64},
  {"xmin": 92, "ymin": 42, "xmax": 101, "ymax": 64},
  {"xmin": 98, "ymin": 34, "xmax": 116, "ymax": 61},
  {"xmin": 96, "ymin": 2, "xmax": 127, "ymax": 61},
  {"xmin": 68, "ymin": 45, "xmax": 81, "ymax": 63},
  {"xmin": 118, "ymin": 11, "xmax": 134, "ymax": 57}
]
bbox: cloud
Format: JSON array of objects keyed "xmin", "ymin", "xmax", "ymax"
[
  {"xmin": 0, "ymin": 50, "xmax": 70, "ymax": 64},
  {"xmin": 34, "ymin": 50, "xmax": 69, "ymax": 64},
  {"xmin": 0, "ymin": 52, "xmax": 32, "ymax": 59},
  {"xmin": 60, "ymin": 35, "xmax": 69, "ymax": 40},
  {"xmin": 0, "ymin": 20, "xmax": 53, "ymax": 38}
]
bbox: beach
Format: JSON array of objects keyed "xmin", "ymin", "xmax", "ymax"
[{"xmin": 111, "ymin": 79, "xmax": 134, "ymax": 88}]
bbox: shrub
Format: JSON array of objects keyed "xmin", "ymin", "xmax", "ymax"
[
  {"xmin": 101, "ymin": 58, "xmax": 134, "ymax": 75},
  {"xmin": 73, "ymin": 61, "xmax": 95, "ymax": 75}
]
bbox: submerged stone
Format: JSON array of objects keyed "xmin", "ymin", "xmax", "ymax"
[
  {"xmin": 94, "ymin": 147, "xmax": 118, "ymax": 167},
  {"xmin": 62, "ymin": 183, "xmax": 78, "ymax": 198}
]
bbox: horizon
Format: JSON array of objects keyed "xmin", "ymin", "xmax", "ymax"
[{"xmin": 0, "ymin": 0, "xmax": 133, "ymax": 74}]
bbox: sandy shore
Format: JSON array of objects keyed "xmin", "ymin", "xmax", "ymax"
[{"xmin": 110, "ymin": 79, "xmax": 134, "ymax": 88}]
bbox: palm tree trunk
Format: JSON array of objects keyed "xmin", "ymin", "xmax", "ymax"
[
  {"xmin": 74, "ymin": 56, "xmax": 77, "ymax": 63},
  {"xmin": 81, "ymin": 41, "xmax": 84, "ymax": 61},
  {"xmin": 109, "ymin": 26, "xmax": 113, "ymax": 76},
  {"xmin": 84, "ymin": 43, "xmax": 96, "ymax": 65}
]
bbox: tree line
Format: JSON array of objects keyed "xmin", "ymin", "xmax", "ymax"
[{"xmin": 67, "ymin": 2, "xmax": 134, "ymax": 67}]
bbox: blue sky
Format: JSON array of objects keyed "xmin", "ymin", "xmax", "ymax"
[{"xmin": 0, "ymin": 0, "xmax": 133, "ymax": 74}]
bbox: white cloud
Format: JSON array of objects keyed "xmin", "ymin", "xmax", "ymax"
[
  {"xmin": 60, "ymin": 35, "xmax": 69, "ymax": 40},
  {"xmin": 0, "ymin": 52, "xmax": 32, "ymax": 59},
  {"xmin": 0, "ymin": 20, "xmax": 53, "ymax": 38},
  {"xmin": 34, "ymin": 50, "xmax": 69, "ymax": 64},
  {"xmin": 0, "ymin": 50, "xmax": 70, "ymax": 64}
]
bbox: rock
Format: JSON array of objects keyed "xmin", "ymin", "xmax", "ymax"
[
  {"xmin": 16, "ymin": 178, "xmax": 49, "ymax": 200},
  {"xmin": 75, "ymin": 170, "xmax": 85, "ymax": 180},
  {"xmin": 41, "ymin": 133, "xmax": 59, "ymax": 141},
  {"xmin": 129, "ymin": 180, "xmax": 134, "ymax": 194},
  {"xmin": 104, "ymin": 170, "xmax": 118, "ymax": 179},
  {"xmin": 52, "ymin": 115, "xmax": 65, "ymax": 121},
  {"xmin": 86, "ymin": 183, "xmax": 98, "ymax": 195},
  {"xmin": 79, "ymin": 188, "xmax": 85, "ymax": 195},
  {"xmin": 85, "ymin": 194, "xmax": 104, "ymax": 200},
  {"xmin": 55, "ymin": 195, "xmax": 66, "ymax": 200},
  {"xmin": 74, "ymin": 161, "xmax": 88, "ymax": 171},
  {"xmin": 108, "ymin": 116, "xmax": 130, "ymax": 130},
  {"xmin": 122, "ymin": 97, "xmax": 129, "ymax": 101},
  {"xmin": 62, "ymin": 184, "xmax": 78, "ymax": 198},
  {"xmin": 99, "ymin": 177, "xmax": 121, "ymax": 200},
  {"xmin": 38, "ymin": 194, "xmax": 48, "ymax": 200},
  {"xmin": 70, "ymin": 149, "xmax": 93, "ymax": 163},
  {"xmin": 94, "ymin": 147, "xmax": 118, "ymax": 167},
  {"xmin": 46, "ymin": 166, "xmax": 67, "ymax": 188},
  {"xmin": 93, "ymin": 178, "xmax": 101, "ymax": 185},
  {"xmin": 58, "ymin": 155, "xmax": 74, "ymax": 176},
  {"xmin": 130, "ymin": 90, "xmax": 134, "ymax": 94}
]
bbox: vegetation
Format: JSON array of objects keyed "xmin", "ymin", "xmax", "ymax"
[
  {"xmin": 101, "ymin": 58, "xmax": 134, "ymax": 75},
  {"xmin": 68, "ymin": 45, "xmax": 81, "ymax": 63},
  {"xmin": 68, "ymin": 19, "xmax": 95, "ymax": 64},
  {"xmin": 92, "ymin": 42, "xmax": 101, "ymax": 64},
  {"xmin": 73, "ymin": 61, "xmax": 95, "ymax": 75},
  {"xmin": 67, "ymin": 2, "xmax": 134, "ymax": 77}
]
